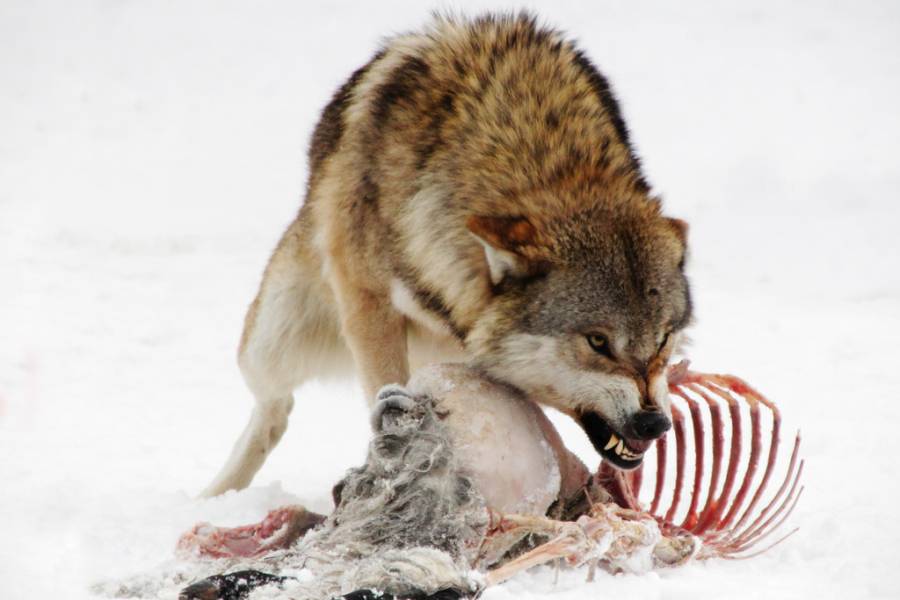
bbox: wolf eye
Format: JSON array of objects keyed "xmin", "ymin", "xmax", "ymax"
[{"xmin": 586, "ymin": 334, "xmax": 613, "ymax": 358}]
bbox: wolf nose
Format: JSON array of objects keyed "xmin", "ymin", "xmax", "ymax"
[{"xmin": 628, "ymin": 410, "xmax": 671, "ymax": 440}]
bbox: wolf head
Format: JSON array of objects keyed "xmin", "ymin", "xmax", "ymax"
[{"xmin": 466, "ymin": 205, "xmax": 692, "ymax": 470}]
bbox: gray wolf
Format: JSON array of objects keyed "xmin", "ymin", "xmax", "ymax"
[{"xmin": 202, "ymin": 12, "xmax": 692, "ymax": 497}]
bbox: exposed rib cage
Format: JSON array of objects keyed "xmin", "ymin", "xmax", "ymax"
[{"xmin": 598, "ymin": 362, "xmax": 804, "ymax": 559}]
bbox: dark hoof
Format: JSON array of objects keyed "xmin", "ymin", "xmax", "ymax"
[
  {"xmin": 371, "ymin": 385, "xmax": 417, "ymax": 432},
  {"xmin": 340, "ymin": 589, "xmax": 467, "ymax": 600},
  {"xmin": 179, "ymin": 570, "xmax": 287, "ymax": 600}
]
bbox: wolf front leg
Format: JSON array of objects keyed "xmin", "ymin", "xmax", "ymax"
[
  {"xmin": 201, "ymin": 212, "xmax": 353, "ymax": 497},
  {"xmin": 329, "ymin": 266, "xmax": 410, "ymax": 402}
]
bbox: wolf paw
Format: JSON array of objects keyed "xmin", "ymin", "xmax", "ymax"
[{"xmin": 371, "ymin": 384, "xmax": 419, "ymax": 432}]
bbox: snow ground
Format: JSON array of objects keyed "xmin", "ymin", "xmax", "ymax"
[{"xmin": 2, "ymin": 1, "xmax": 899, "ymax": 598}]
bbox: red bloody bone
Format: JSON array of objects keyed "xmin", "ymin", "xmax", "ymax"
[
  {"xmin": 176, "ymin": 505, "xmax": 325, "ymax": 559},
  {"xmin": 599, "ymin": 362, "xmax": 804, "ymax": 559}
]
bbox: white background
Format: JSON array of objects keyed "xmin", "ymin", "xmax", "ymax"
[{"xmin": 2, "ymin": 1, "xmax": 899, "ymax": 598}]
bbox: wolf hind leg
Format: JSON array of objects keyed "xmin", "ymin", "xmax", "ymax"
[
  {"xmin": 200, "ymin": 400, "xmax": 293, "ymax": 498},
  {"xmin": 201, "ymin": 217, "xmax": 351, "ymax": 497}
]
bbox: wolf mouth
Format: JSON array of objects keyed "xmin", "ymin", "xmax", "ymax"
[{"xmin": 577, "ymin": 412, "xmax": 655, "ymax": 470}]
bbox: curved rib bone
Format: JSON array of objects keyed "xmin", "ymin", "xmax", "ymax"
[{"xmin": 663, "ymin": 404, "xmax": 687, "ymax": 523}]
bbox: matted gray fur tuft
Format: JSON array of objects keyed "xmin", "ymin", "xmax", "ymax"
[{"xmin": 286, "ymin": 386, "xmax": 488, "ymax": 597}]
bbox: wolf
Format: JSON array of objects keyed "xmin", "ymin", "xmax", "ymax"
[{"xmin": 202, "ymin": 13, "xmax": 692, "ymax": 497}]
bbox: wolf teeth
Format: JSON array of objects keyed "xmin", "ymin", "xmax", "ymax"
[
  {"xmin": 605, "ymin": 433, "xmax": 643, "ymax": 461},
  {"xmin": 604, "ymin": 434, "xmax": 619, "ymax": 451}
]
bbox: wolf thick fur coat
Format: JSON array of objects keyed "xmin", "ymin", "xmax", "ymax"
[{"xmin": 203, "ymin": 13, "xmax": 692, "ymax": 497}]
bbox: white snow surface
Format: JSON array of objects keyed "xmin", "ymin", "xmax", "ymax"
[{"xmin": 2, "ymin": 1, "xmax": 899, "ymax": 598}]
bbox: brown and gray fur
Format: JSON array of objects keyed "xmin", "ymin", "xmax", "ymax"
[{"xmin": 203, "ymin": 13, "xmax": 692, "ymax": 496}]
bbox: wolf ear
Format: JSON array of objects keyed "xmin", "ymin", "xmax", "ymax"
[
  {"xmin": 667, "ymin": 217, "xmax": 689, "ymax": 270},
  {"xmin": 667, "ymin": 218, "xmax": 689, "ymax": 246},
  {"xmin": 466, "ymin": 215, "xmax": 543, "ymax": 285}
]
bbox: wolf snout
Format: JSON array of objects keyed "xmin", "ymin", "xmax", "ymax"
[{"xmin": 627, "ymin": 410, "xmax": 671, "ymax": 440}]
